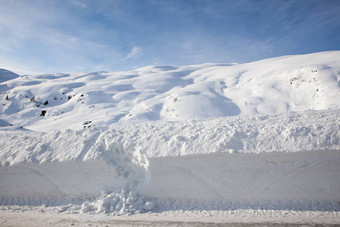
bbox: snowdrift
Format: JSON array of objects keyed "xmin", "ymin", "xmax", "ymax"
[{"xmin": 1, "ymin": 51, "xmax": 340, "ymax": 215}]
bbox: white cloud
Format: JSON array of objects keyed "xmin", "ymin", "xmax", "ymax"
[
  {"xmin": 125, "ymin": 46, "xmax": 142, "ymax": 59},
  {"xmin": 70, "ymin": 0, "xmax": 87, "ymax": 8},
  {"xmin": 0, "ymin": 0, "xmax": 125, "ymax": 73}
]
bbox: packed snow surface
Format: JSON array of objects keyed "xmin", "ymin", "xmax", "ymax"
[{"xmin": 1, "ymin": 51, "xmax": 340, "ymax": 218}]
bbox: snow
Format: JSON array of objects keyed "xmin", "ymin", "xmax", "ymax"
[
  {"xmin": 1, "ymin": 51, "xmax": 339, "ymax": 131},
  {"xmin": 1, "ymin": 110, "xmax": 340, "ymax": 215},
  {"xmin": 1, "ymin": 109, "xmax": 339, "ymax": 165},
  {"xmin": 1, "ymin": 209, "xmax": 340, "ymax": 226},
  {"xmin": 0, "ymin": 69, "xmax": 19, "ymax": 84},
  {"xmin": 1, "ymin": 51, "xmax": 340, "ymax": 223},
  {"xmin": 0, "ymin": 207, "xmax": 339, "ymax": 227}
]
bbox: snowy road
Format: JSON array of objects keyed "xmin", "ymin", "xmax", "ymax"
[{"xmin": 1, "ymin": 209, "xmax": 340, "ymax": 226}]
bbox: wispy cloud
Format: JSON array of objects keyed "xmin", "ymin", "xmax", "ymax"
[
  {"xmin": 0, "ymin": 0, "xmax": 125, "ymax": 73},
  {"xmin": 70, "ymin": 0, "xmax": 87, "ymax": 8},
  {"xmin": 0, "ymin": 0, "xmax": 339, "ymax": 74},
  {"xmin": 125, "ymin": 46, "xmax": 142, "ymax": 60}
]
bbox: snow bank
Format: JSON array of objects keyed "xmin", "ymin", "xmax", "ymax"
[
  {"xmin": 1, "ymin": 110, "xmax": 339, "ymax": 165},
  {"xmin": 1, "ymin": 51, "xmax": 340, "ymax": 215},
  {"xmin": 1, "ymin": 109, "xmax": 340, "ymax": 214}
]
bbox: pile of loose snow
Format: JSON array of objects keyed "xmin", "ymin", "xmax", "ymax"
[
  {"xmin": 1, "ymin": 109, "xmax": 340, "ymax": 164},
  {"xmin": 1, "ymin": 51, "xmax": 340, "ymax": 217}
]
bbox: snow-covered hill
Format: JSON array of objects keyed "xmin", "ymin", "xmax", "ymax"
[
  {"xmin": 1, "ymin": 51, "xmax": 340, "ymax": 219},
  {"xmin": 1, "ymin": 51, "xmax": 340, "ymax": 131},
  {"xmin": 0, "ymin": 69, "xmax": 19, "ymax": 83}
]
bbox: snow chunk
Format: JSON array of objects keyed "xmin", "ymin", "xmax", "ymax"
[{"xmin": 143, "ymin": 201, "xmax": 155, "ymax": 211}]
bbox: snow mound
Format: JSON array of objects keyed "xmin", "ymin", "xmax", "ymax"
[
  {"xmin": 0, "ymin": 109, "xmax": 340, "ymax": 214},
  {"xmin": 1, "ymin": 109, "xmax": 339, "ymax": 165},
  {"xmin": 0, "ymin": 51, "xmax": 340, "ymax": 131}
]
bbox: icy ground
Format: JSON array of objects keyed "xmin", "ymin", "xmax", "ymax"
[{"xmin": 1, "ymin": 51, "xmax": 340, "ymax": 224}]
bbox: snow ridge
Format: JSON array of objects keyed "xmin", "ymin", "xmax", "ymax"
[{"xmin": 1, "ymin": 109, "xmax": 339, "ymax": 166}]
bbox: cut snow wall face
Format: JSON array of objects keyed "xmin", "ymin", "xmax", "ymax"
[
  {"xmin": 1, "ymin": 150, "xmax": 339, "ymax": 212},
  {"xmin": 0, "ymin": 160, "xmax": 123, "ymax": 202},
  {"xmin": 138, "ymin": 151, "xmax": 340, "ymax": 211},
  {"xmin": 0, "ymin": 129, "xmax": 150, "ymax": 209}
]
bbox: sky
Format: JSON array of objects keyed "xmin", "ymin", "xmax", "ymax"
[{"xmin": 0, "ymin": 0, "xmax": 340, "ymax": 75}]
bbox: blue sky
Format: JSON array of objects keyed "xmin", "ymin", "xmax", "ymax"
[{"xmin": 0, "ymin": 0, "xmax": 340, "ymax": 74}]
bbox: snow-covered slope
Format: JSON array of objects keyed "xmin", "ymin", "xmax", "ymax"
[
  {"xmin": 1, "ymin": 51, "xmax": 340, "ymax": 131},
  {"xmin": 1, "ymin": 51, "xmax": 340, "ymax": 217},
  {"xmin": 0, "ymin": 69, "xmax": 19, "ymax": 83}
]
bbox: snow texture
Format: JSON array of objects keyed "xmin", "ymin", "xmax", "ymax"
[
  {"xmin": 0, "ymin": 51, "xmax": 340, "ymax": 217},
  {"xmin": 0, "ymin": 51, "xmax": 339, "ymax": 131},
  {"xmin": 0, "ymin": 69, "xmax": 19, "ymax": 83}
]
